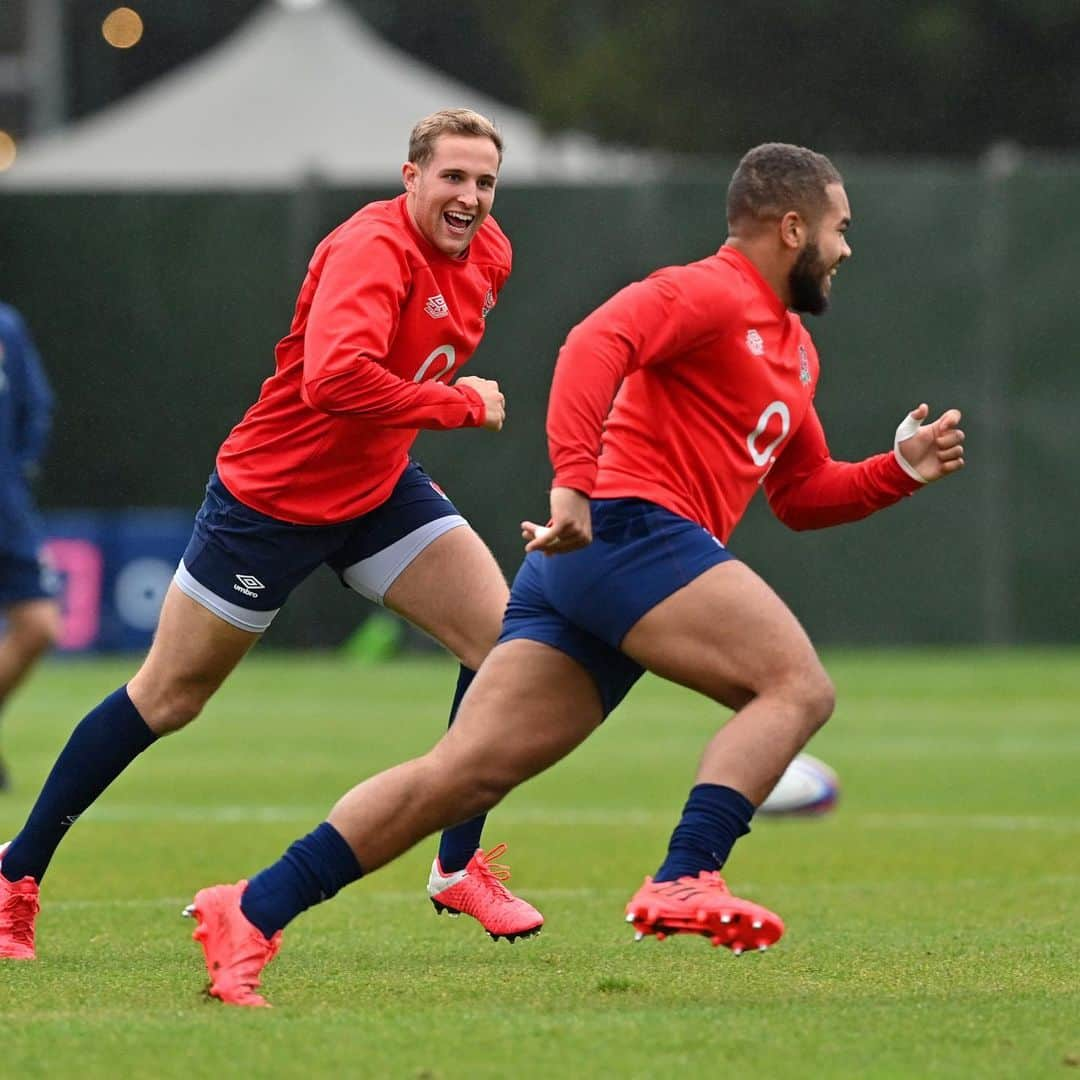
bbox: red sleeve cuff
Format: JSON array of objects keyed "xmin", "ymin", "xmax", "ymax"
[
  {"xmin": 885, "ymin": 451, "xmax": 926, "ymax": 496},
  {"xmin": 552, "ymin": 465, "xmax": 597, "ymax": 497},
  {"xmin": 455, "ymin": 383, "xmax": 487, "ymax": 428}
]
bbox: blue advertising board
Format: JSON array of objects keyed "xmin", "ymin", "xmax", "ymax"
[{"xmin": 42, "ymin": 511, "xmax": 190, "ymax": 652}]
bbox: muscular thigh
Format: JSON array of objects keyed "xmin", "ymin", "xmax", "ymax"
[
  {"xmin": 329, "ymin": 461, "xmax": 507, "ymax": 668},
  {"xmin": 430, "ymin": 639, "xmax": 603, "ymax": 784},
  {"xmin": 383, "ymin": 525, "xmax": 508, "ymax": 669},
  {"xmin": 127, "ymin": 584, "xmax": 260, "ymax": 730},
  {"xmin": 620, "ymin": 560, "xmax": 821, "ymax": 709}
]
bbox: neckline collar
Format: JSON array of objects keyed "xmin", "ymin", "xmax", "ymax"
[{"xmin": 718, "ymin": 245, "xmax": 788, "ymax": 319}]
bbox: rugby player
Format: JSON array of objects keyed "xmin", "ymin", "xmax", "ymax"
[
  {"xmin": 0, "ymin": 109, "xmax": 544, "ymax": 961},
  {"xmin": 0, "ymin": 303, "xmax": 60, "ymax": 793},
  {"xmin": 185, "ymin": 142, "xmax": 967, "ymax": 1005}
]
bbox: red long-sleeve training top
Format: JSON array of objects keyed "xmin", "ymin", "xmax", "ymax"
[
  {"xmin": 217, "ymin": 194, "xmax": 511, "ymax": 524},
  {"xmin": 547, "ymin": 246, "xmax": 919, "ymax": 543}
]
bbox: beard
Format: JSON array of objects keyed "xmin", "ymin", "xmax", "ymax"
[{"xmin": 789, "ymin": 240, "xmax": 831, "ymax": 315}]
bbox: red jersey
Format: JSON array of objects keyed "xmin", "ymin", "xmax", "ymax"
[
  {"xmin": 217, "ymin": 194, "xmax": 511, "ymax": 524},
  {"xmin": 548, "ymin": 246, "xmax": 919, "ymax": 543}
]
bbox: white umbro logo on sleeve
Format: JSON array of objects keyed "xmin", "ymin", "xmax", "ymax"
[
  {"xmin": 425, "ymin": 294, "xmax": 450, "ymax": 319},
  {"xmin": 233, "ymin": 574, "xmax": 265, "ymax": 599}
]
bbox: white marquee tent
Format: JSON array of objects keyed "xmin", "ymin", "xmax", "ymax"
[{"xmin": 2, "ymin": 0, "xmax": 664, "ymax": 189}]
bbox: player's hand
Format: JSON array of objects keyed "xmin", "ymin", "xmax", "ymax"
[
  {"xmin": 456, "ymin": 376, "xmax": 505, "ymax": 431},
  {"xmin": 522, "ymin": 486, "xmax": 592, "ymax": 555},
  {"xmin": 894, "ymin": 403, "xmax": 965, "ymax": 483}
]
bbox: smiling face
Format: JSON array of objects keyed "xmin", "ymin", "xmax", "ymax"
[
  {"xmin": 788, "ymin": 182, "xmax": 852, "ymax": 315},
  {"xmin": 402, "ymin": 134, "xmax": 500, "ymax": 257}
]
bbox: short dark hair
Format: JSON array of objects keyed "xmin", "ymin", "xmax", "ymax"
[
  {"xmin": 726, "ymin": 143, "xmax": 842, "ymax": 227},
  {"xmin": 408, "ymin": 109, "xmax": 503, "ymax": 168}
]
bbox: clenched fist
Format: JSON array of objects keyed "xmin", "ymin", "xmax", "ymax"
[{"xmin": 456, "ymin": 376, "xmax": 506, "ymax": 431}]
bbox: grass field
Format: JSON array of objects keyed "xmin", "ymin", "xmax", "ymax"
[{"xmin": 0, "ymin": 650, "xmax": 1077, "ymax": 1078}]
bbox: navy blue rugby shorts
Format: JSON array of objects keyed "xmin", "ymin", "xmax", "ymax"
[
  {"xmin": 0, "ymin": 495, "xmax": 56, "ymax": 605},
  {"xmin": 174, "ymin": 461, "xmax": 466, "ymax": 632},
  {"xmin": 498, "ymin": 497, "xmax": 737, "ymax": 716},
  {"xmin": 0, "ymin": 551, "xmax": 58, "ymax": 605}
]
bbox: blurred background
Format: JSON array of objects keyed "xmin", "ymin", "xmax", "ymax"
[{"xmin": 1, "ymin": 0, "xmax": 1077, "ymax": 654}]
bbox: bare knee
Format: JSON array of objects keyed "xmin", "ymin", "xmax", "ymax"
[
  {"xmin": 469, "ymin": 764, "xmax": 519, "ymax": 814},
  {"xmin": 7, "ymin": 601, "xmax": 61, "ymax": 659},
  {"xmin": 791, "ymin": 660, "xmax": 836, "ymax": 732},
  {"xmin": 751, "ymin": 657, "xmax": 834, "ymax": 738},
  {"xmin": 446, "ymin": 613, "xmax": 503, "ymax": 672},
  {"xmin": 127, "ymin": 672, "xmax": 213, "ymax": 735},
  {"xmin": 454, "ymin": 761, "xmax": 517, "ymax": 818},
  {"xmin": 423, "ymin": 746, "xmax": 518, "ymax": 820}
]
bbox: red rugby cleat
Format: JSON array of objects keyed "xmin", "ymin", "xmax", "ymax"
[
  {"xmin": 0, "ymin": 841, "xmax": 39, "ymax": 960},
  {"xmin": 184, "ymin": 881, "xmax": 282, "ymax": 1007},
  {"xmin": 428, "ymin": 844, "xmax": 543, "ymax": 942},
  {"xmin": 625, "ymin": 871, "xmax": 784, "ymax": 953}
]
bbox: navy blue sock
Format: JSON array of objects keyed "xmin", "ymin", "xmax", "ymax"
[
  {"xmin": 436, "ymin": 665, "xmax": 487, "ymax": 873},
  {"xmin": 240, "ymin": 821, "xmax": 363, "ymax": 938},
  {"xmin": 1, "ymin": 686, "xmax": 157, "ymax": 884},
  {"xmin": 653, "ymin": 783, "xmax": 755, "ymax": 882}
]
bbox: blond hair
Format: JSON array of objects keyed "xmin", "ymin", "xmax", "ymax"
[{"xmin": 408, "ymin": 109, "xmax": 503, "ymax": 168}]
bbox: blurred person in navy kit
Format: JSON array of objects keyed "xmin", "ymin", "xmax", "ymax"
[{"xmin": 0, "ymin": 303, "xmax": 61, "ymax": 791}]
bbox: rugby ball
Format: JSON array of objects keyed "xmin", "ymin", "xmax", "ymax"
[{"xmin": 757, "ymin": 753, "xmax": 839, "ymax": 816}]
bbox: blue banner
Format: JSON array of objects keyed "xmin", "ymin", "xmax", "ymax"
[{"xmin": 42, "ymin": 511, "xmax": 190, "ymax": 652}]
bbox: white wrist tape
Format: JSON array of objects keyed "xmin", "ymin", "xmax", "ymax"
[{"xmin": 893, "ymin": 413, "xmax": 928, "ymax": 483}]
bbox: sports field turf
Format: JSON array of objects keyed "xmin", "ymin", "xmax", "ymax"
[{"xmin": 0, "ymin": 650, "xmax": 1076, "ymax": 1078}]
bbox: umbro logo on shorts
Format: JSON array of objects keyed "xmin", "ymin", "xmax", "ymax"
[{"xmin": 233, "ymin": 574, "xmax": 265, "ymax": 599}]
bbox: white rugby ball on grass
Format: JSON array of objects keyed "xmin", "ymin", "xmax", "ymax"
[{"xmin": 758, "ymin": 753, "xmax": 839, "ymax": 816}]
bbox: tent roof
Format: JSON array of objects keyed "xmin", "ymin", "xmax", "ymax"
[{"xmin": 2, "ymin": 0, "xmax": 663, "ymax": 190}]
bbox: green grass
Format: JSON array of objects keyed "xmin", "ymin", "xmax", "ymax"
[{"xmin": 0, "ymin": 650, "xmax": 1077, "ymax": 1078}]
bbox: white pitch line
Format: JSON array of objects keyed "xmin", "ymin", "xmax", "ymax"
[
  {"xmin": 38, "ymin": 874, "xmax": 1080, "ymax": 913},
  {"xmin": 44, "ymin": 887, "xmax": 615, "ymax": 912},
  {"xmin": 858, "ymin": 812, "xmax": 1080, "ymax": 832},
  {"xmin": 21, "ymin": 805, "xmax": 670, "ymax": 827},
  {"xmin": 33, "ymin": 804, "xmax": 1080, "ymax": 832},
  {"xmin": 819, "ymin": 737, "xmax": 1080, "ymax": 756}
]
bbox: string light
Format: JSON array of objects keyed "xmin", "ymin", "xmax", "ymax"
[
  {"xmin": 0, "ymin": 131, "xmax": 16, "ymax": 172},
  {"xmin": 102, "ymin": 7, "xmax": 144, "ymax": 49}
]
